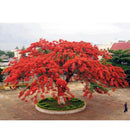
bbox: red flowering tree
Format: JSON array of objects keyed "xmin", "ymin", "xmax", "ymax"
[{"xmin": 2, "ymin": 39, "xmax": 129, "ymax": 104}]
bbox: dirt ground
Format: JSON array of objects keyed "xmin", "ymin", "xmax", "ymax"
[{"xmin": 0, "ymin": 81, "xmax": 130, "ymax": 120}]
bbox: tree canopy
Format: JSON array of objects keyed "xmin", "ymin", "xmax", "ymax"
[
  {"xmin": 0, "ymin": 50, "xmax": 14, "ymax": 58},
  {"xmin": 0, "ymin": 68, "xmax": 3, "ymax": 82},
  {"xmin": 2, "ymin": 39, "xmax": 129, "ymax": 104},
  {"xmin": 0, "ymin": 50, "xmax": 6, "ymax": 56},
  {"xmin": 107, "ymin": 49, "xmax": 130, "ymax": 75},
  {"xmin": 6, "ymin": 51, "xmax": 14, "ymax": 58}
]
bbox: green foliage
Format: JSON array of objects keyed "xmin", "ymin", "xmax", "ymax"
[
  {"xmin": 21, "ymin": 46, "xmax": 25, "ymax": 50},
  {"xmin": 0, "ymin": 50, "xmax": 5, "ymax": 56},
  {"xmin": 0, "ymin": 59, "xmax": 2, "ymax": 62},
  {"xmin": 90, "ymin": 82, "xmax": 109, "ymax": 92},
  {"xmin": 15, "ymin": 46, "xmax": 19, "ymax": 49},
  {"xmin": 107, "ymin": 49, "xmax": 130, "ymax": 75},
  {"xmin": 0, "ymin": 50, "xmax": 14, "ymax": 58},
  {"xmin": 18, "ymin": 85, "xmax": 26, "ymax": 88},
  {"xmin": 0, "ymin": 68, "xmax": 3, "ymax": 82},
  {"xmin": 37, "ymin": 97, "xmax": 85, "ymax": 111},
  {"xmin": 6, "ymin": 51, "xmax": 14, "ymax": 58},
  {"xmin": 19, "ymin": 85, "xmax": 31, "ymax": 89},
  {"xmin": 38, "ymin": 48, "xmax": 52, "ymax": 54}
]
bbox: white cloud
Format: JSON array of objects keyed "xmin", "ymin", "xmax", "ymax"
[
  {"xmin": 0, "ymin": 22, "xmax": 130, "ymax": 50},
  {"xmin": 40, "ymin": 22, "xmax": 122, "ymax": 35}
]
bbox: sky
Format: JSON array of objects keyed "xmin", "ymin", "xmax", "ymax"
[
  {"xmin": 0, "ymin": 0, "xmax": 130, "ymax": 51},
  {"xmin": 0, "ymin": 23, "xmax": 130, "ymax": 50}
]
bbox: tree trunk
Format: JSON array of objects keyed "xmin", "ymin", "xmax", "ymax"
[
  {"xmin": 62, "ymin": 71, "xmax": 73, "ymax": 92},
  {"xmin": 57, "ymin": 85, "xmax": 65, "ymax": 104},
  {"xmin": 56, "ymin": 68, "xmax": 73, "ymax": 104}
]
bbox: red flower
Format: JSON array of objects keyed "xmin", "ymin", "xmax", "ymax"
[
  {"xmin": 2, "ymin": 38, "xmax": 128, "ymax": 105},
  {"xmin": 112, "ymin": 88, "xmax": 116, "ymax": 92},
  {"xmin": 34, "ymin": 99, "xmax": 38, "ymax": 104},
  {"xmin": 89, "ymin": 93, "xmax": 93, "ymax": 100},
  {"xmin": 18, "ymin": 90, "xmax": 25, "ymax": 98}
]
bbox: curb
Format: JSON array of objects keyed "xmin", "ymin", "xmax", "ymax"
[{"xmin": 35, "ymin": 102, "xmax": 87, "ymax": 114}]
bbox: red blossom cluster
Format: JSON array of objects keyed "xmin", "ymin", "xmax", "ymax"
[{"xmin": 2, "ymin": 39, "xmax": 129, "ymax": 104}]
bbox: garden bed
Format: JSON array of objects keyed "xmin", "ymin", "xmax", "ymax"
[{"xmin": 35, "ymin": 97, "xmax": 86, "ymax": 114}]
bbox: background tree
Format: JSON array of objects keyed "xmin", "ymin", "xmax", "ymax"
[
  {"xmin": 0, "ymin": 50, "xmax": 14, "ymax": 58},
  {"xmin": 0, "ymin": 68, "xmax": 3, "ymax": 82},
  {"xmin": 6, "ymin": 51, "xmax": 14, "ymax": 58},
  {"xmin": 21, "ymin": 46, "xmax": 26, "ymax": 57},
  {"xmin": 15, "ymin": 46, "xmax": 19, "ymax": 49},
  {"xmin": 21, "ymin": 46, "xmax": 25, "ymax": 50},
  {"xmin": 107, "ymin": 49, "xmax": 130, "ymax": 85},
  {"xmin": 0, "ymin": 50, "xmax": 5, "ymax": 56},
  {"xmin": 2, "ymin": 39, "xmax": 129, "ymax": 104}
]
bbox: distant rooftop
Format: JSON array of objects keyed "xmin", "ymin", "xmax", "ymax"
[
  {"xmin": 0, "ymin": 54, "xmax": 9, "ymax": 60},
  {"xmin": 111, "ymin": 42, "xmax": 130, "ymax": 50}
]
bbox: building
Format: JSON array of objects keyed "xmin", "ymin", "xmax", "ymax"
[
  {"xmin": 11, "ymin": 49, "xmax": 21, "ymax": 59},
  {"xmin": 0, "ymin": 55, "xmax": 10, "ymax": 68},
  {"xmin": 111, "ymin": 42, "xmax": 130, "ymax": 51},
  {"xmin": 96, "ymin": 43, "xmax": 113, "ymax": 50},
  {"xmin": 0, "ymin": 54, "xmax": 9, "ymax": 62}
]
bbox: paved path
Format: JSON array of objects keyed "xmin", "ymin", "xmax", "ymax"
[{"xmin": 0, "ymin": 82, "xmax": 130, "ymax": 120}]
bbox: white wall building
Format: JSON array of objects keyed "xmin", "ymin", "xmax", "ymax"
[
  {"xmin": 97, "ymin": 43, "xmax": 113, "ymax": 50},
  {"xmin": 11, "ymin": 49, "xmax": 21, "ymax": 59}
]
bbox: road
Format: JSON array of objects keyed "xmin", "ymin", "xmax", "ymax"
[{"xmin": 0, "ymin": 82, "xmax": 130, "ymax": 120}]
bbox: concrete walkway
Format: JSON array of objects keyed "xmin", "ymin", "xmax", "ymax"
[{"xmin": 0, "ymin": 82, "xmax": 130, "ymax": 120}]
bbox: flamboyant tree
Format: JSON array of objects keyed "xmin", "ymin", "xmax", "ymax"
[{"xmin": 2, "ymin": 39, "xmax": 129, "ymax": 104}]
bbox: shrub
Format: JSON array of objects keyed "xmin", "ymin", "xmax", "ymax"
[{"xmin": 37, "ymin": 97, "xmax": 85, "ymax": 111}]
